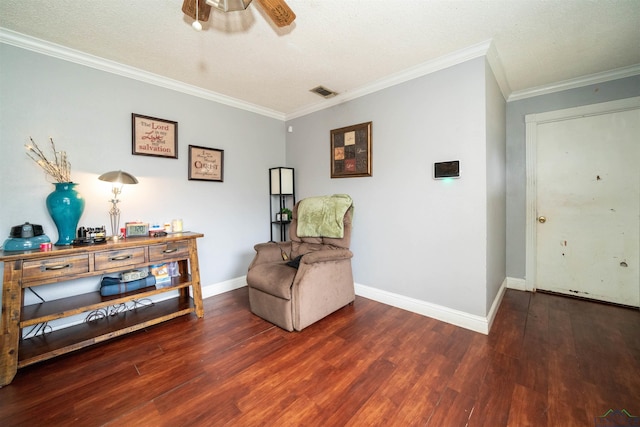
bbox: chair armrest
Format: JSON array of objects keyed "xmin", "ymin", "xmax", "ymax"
[
  {"xmin": 300, "ymin": 248, "xmax": 353, "ymax": 265},
  {"xmin": 249, "ymin": 241, "xmax": 292, "ymax": 269}
]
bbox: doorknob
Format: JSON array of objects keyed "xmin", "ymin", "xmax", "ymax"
[{"xmin": 538, "ymin": 216, "xmax": 546, "ymax": 223}]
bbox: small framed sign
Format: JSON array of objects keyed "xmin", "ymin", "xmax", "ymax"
[
  {"xmin": 188, "ymin": 145, "xmax": 224, "ymax": 182},
  {"xmin": 132, "ymin": 114, "xmax": 178, "ymax": 159}
]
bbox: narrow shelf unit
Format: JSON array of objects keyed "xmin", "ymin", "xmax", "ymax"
[{"xmin": 269, "ymin": 167, "xmax": 295, "ymax": 242}]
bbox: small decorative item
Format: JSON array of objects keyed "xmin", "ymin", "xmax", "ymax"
[
  {"xmin": 25, "ymin": 137, "xmax": 85, "ymax": 246},
  {"xmin": 125, "ymin": 222, "xmax": 149, "ymax": 237},
  {"xmin": 25, "ymin": 137, "xmax": 71, "ymax": 183},
  {"xmin": 330, "ymin": 121, "xmax": 372, "ymax": 178},
  {"xmin": 280, "ymin": 207, "xmax": 292, "ymax": 221},
  {"xmin": 188, "ymin": 145, "xmax": 224, "ymax": 182},
  {"xmin": 172, "ymin": 219, "xmax": 183, "ymax": 232},
  {"xmin": 132, "ymin": 113, "xmax": 178, "ymax": 159}
]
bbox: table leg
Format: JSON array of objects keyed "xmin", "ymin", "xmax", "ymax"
[
  {"xmin": 1, "ymin": 261, "xmax": 23, "ymax": 387},
  {"xmin": 188, "ymin": 241, "xmax": 204, "ymax": 318}
]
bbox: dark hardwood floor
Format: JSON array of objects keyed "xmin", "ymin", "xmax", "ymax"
[{"xmin": 1, "ymin": 287, "xmax": 639, "ymax": 426}]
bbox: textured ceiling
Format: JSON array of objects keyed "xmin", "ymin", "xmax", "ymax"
[{"xmin": 1, "ymin": 0, "xmax": 639, "ymax": 119}]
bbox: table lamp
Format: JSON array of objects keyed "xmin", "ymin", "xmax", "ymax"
[{"xmin": 98, "ymin": 170, "xmax": 138, "ymax": 239}]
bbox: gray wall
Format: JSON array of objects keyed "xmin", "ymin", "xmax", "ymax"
[
  {"xmin": 485, "ymin": 60, "xmax": 507, "ymax": 311},
  {"xmin": 286, "ymin": 57, "xmax": 505, "ymax": 317},
  {"xmin": 5, "ymin": 38, "xmax": 633, "ymax": 320},
  {"xmin": 0, "ymin": 44, "xmax": 285, "ymax": 303},
  {"xmin": 505, "ymin": 75, "xmax": 640, "ymax": 279}
]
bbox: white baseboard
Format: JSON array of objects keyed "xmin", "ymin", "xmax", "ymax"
[
  {"xmin": 201, "ymin": 276, "xmax": 247, "ymax": 299},
  {"xmin": 486, "ymin": 279, "xmax": 507, "ymax": 333},
  {"xmin": 506, "ymin": 277, "xmax": 527, "ymax": 291},
  {"xmin": 203, "ymin": 277, "xmax": 511, "ymax": 335},
  {"xmin": 35, "ymin": 276, "xmax": 523, "ymax": 338},
  {"xmin": 354, "ymin": 280, "xmax": 508, "ymax": 335}
]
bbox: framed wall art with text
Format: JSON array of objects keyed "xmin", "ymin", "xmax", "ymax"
[
  {"xmin": 188, "ymin": 145, "xmax": 224, "ymax": 182},
  {"xmin": 132, "ymin": 113, "xmax": 178, "ymax": 159}
]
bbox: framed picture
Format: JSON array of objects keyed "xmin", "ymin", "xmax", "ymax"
[
  {"xmin": 132, "ymin": 113, "xmax": 178, "ymax": 159},
  {"xmin": 188, "ymin": 145, "xmax": 224, "ymax": 182},
  {"xmin": 330, "ymin": 121, "xmax": 372, "ymax": 178}
]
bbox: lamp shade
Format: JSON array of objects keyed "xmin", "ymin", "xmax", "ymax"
[
  {"xmin": 270, "ymin": 167, "xmax": 294, "ymax": 195},
  {"xmin": 206, "ymin": 0, "xmax": 252, "ymax": 12},
  {"xmin": 98, "ymin": 170, "xmax": 138, "ymax": 185}
]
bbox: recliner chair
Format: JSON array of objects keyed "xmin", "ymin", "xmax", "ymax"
[{"xmin": 247, "ymin": 196, "xmax": 355, "ymax": 331}]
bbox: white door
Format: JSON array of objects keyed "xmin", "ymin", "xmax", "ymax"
[{"xmin": 525, "ymin": 97, "xmax": 640, "ymax": 307}]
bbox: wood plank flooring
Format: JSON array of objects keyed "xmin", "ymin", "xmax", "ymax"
[{"xmin": 1, "ymin": 287, "xmax": 638, "ymax": 426}]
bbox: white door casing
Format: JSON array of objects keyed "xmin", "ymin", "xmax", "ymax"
[{"xmin": 525, "ymin": 97, "xmax": 640, "ymax": 306}]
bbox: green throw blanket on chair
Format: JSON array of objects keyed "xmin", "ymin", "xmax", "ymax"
[{"xmin": 297, "ymin": 194, "xmax": 353, "ymax": 238}]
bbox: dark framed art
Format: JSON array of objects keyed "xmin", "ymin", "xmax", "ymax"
[
  {"xmin": 132, "ymin": 113, "xmax": 178, "ymax": 159},
  {"xmin": 188, "ymin": 145, "xmax": 224, "ymax": 182},
  {"xmin": 330, "ymin": 121, "xmax": 372, "ymax": 178}
]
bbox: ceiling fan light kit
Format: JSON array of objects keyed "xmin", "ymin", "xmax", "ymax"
[
  {"xmin": 184, "ymin": 0, "xmax": 295, "ymax": 28},
  {"xmin": 182, "ymin": 0, "xmax": 212, "ymax": 22},
  {"xmin": 206, "ymin": 0, "xmax": 253, "ymax": 12},
  {"xmin": 191, "ymin": 0, "xmax": 203, "ymax": 31}
]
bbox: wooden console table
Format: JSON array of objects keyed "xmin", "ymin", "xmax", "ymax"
[{"xmin": 0, "ymin": 232, "xmax": 204, "ymax": 387}]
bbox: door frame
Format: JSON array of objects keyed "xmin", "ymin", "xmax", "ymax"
[{"xmin": 524, "ymin": 96, "xmax": 640, "ymax": 292}]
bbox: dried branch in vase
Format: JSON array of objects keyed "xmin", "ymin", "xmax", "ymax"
[{"xmin": 25, "ymin": 137, "xmax": 72, "ymax": 183}]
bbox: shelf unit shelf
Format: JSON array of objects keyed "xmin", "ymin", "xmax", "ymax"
[
  {"xmin": 18, "ymin": 295, "xmax": 194, "ymax": 367},
  {"xmin": 21, "ymin": 275, "xmax": 192, "ymax": 327}
]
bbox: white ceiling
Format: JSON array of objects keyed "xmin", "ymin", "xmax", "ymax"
[{"xmin": 1, "ymin": 0, "xmax": 639, "ymax": 120}]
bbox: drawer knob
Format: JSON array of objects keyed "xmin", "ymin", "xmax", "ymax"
[
  {"xmin": 42, "ymin": 263, "xmax": 72, "ymax": 271},
  {"xmin": 109, "ymin": 255, "xmax": 133, "ymax": 261},
  {"xmin": 163, "ymin": 248, "xmax": 178, "ymax": 254}
]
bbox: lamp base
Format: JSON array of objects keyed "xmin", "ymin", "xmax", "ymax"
[{"xmin": 108, "ymin": 204, "xmax": 121, "ymax": 240}]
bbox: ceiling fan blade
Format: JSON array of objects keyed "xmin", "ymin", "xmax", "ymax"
[
  {"xmin": 256, "ymin": 0, "xmax": 296, "ymax": 27},
  {"xmin": 182, "ymin": 0, "xmax": 212, "ymax": 22}
]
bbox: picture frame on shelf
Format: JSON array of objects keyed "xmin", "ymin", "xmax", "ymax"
[
  {"xmin": 188, "ymin": 145, "xmax": 224, "ymax": 182},
  {"xmin": 330, "ymin": 121, "xmax": 372, "ymax": 178},
  {"xmin": 132, "ymin": 113, "xmax": 178, "ymax": 159}
]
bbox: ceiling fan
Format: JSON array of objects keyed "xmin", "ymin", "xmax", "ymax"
[{"xmin": 182, "ymin": 0, "xmax": 296, "ymax": 28}]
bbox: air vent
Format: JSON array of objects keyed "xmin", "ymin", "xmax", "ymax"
[{"xmin": 310, "ymin": 85, "xmax": 338, "ymax": 99}]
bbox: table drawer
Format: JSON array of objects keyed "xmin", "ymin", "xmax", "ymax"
[
  {"xmin": 95, "ymin": 247, "xmax": 147, "ymax": 270},
  {"xmin": 22, "ymin": 255, "xmax": 90, "ymax": 283},
  {"xmin": 149, "ymin": 241, "xmax": 189, "ymax": 262}
]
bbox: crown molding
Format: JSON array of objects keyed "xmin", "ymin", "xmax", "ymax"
[
  {"xmin": 0, "ymin": 28, "xmax": 286, "ymax": 121},
  {"xmin": 286, "ymin": 40, "xmax": 496, "ymax": 120},
  {"xmin": 10, "ymin": 25, "xmax": 633, "ymax": 121},
  {"xmin": 485, "ymin": 41, "xmax": 511, "ymax": 100},
  {"xmin": 508, "ymin": 63, "xmax": 640, "ymax": 102}
]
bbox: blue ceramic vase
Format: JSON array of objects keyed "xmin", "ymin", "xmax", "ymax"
[{"xmin": 46, "ymin": 182, "xmax": 85, "ymax": 246}]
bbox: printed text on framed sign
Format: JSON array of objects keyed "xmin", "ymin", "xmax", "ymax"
[
  {"xmin": 132, "ymin": 114, "xmax": 178, "ymax": 159},
  {"xmin": 188, "ymin": 145, "xmax": 224, "ymax": 182}
]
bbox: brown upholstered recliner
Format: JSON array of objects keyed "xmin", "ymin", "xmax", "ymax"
[{"xmin": 247, "ymin": 197, "xmax": 355, "ymax": 331}]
